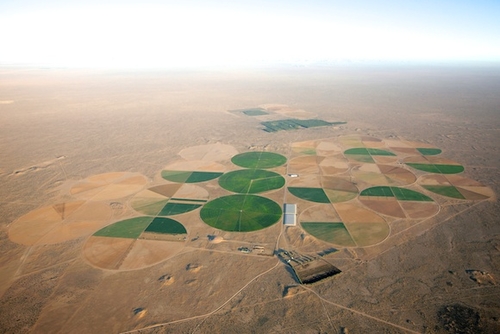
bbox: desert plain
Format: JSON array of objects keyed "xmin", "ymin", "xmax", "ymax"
[{"xmin": 0, "ymin": 65, "xmax": 499, "ymax": 333}]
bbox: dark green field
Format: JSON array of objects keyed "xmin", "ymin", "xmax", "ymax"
[
  {"xmin": 406, "ymin": 163, "xmax": 464, "ymax": 174},
  {"xmin": 144, "ymin": 217, "xmax": 187, "ymax": 234},
  {"xmin": 161, "ymin": 170, "xmax": 223, "ymax": 183},
  {"xmin": 360, "ymin": 186, "xmax": 433, "ymax": 201},
  {"xmin": 416, "ymin": 148, "xmax": 442, "ymax": 156},
  {"xmin": 288, "ymin": 187, "xmax": 330, "ymax": 203},
  {"xmin": 93, "ymin": 217, "xmax": 153, "ymax": 239},
  {"xmin": 231, "ymin": 151, "xmax": 287, "ymax": 169},
  {"xmin": 344, "ymin": 148, "xmax": 396, "ymax": 156},
  {"xmin": 422, "ymin": 185, "xmax": 466, "ymax": 199},
  {"xmin": 219, "ymin": 169, "xmax": 285, "ymax": 194},
  {"xmin": 200, "ymin": 194, "xmax": 282, "ymax": 232},
  {"xmin": 158, "ymin": 203, "xmax": 202, "ymax": 216},
  {"xmin": 359, "ymin": 186, "xmax": 393, "ymax": 197},
  {"xmin": 261, "ymin": 119, "xmax": 346, "ymax": 132}
]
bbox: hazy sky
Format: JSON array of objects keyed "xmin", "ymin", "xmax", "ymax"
[{"xmin": 1, "ymin": 0, "xmax": 499, "ymax": 68}]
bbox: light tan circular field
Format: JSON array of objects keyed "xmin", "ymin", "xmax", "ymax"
[
  {"xmin": 288, "ymin": 155, "xmax": 350, "ymax": 176},
  {"xmin": 351, "ymin": 164, "xmax": 416, "ymax": 186},
  {"xmin": 162, "ymin": 160, "xmax": 225, "ymax": 172},
  {"xmin": 299, "ymin": 203, "xmax": 390, "ymax": 247},
  {"xmin": 315, "ymin": 140, "xmax": 344, "ymax": 156},
  {"xmin": 419, "ymin": 174, "xmax": 495, "ymax": 200},
  {"xmin": 70, "ymin": 172, "xmax": 148, "ymax": 201},
  {"xmin": 179, "ymin": 143, "xmax": 238, "ymax": 161},
  {"xmin": 83, "ymin": 236, "xmax": 185, "ymax": 270},
  {"xmin": 8, "ymin": 201, "xmax": 112, "ymax": 246},
  {"xmin": 338, "ymin": 135, "xmax": 386, "ymax": 148}
]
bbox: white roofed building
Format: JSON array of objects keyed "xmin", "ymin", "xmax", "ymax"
[{"xmin": 283, "ymin": 204, "xmax": 297, "ymax": 226}]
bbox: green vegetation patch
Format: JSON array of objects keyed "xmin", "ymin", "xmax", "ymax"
[
  {"xmin": 161, "ymin": 171, "xmax": 222, "ymax": 183},
  {"xmin": 302, "ymin": 222, "xmax": 356, "ymax": 247},
  {"xmin": 94, "ymin": 216, "xmax": 153, "ymax": 239},
  {"xmin": 231, "ymin": 151, "xmax": 287, "ymax": 169},
  {"xmin": 391, "ymin": 187, "xmax": 433, "ymax": 201},
  {"xmin": 360, "ymin": 186, "xmax": 433, "ymax": 201},
  {"xmin": 344, "ymin": 148, "xmax": 395, "ymax": 156},
  {"xmin": 261, "ymin": 119, "xmax": 346, "ymax": 132},
  {"xmin": 132, "ymin": 200, "xmax": 169, "ymax": 216},
  {"xmin": 422, "ymin": 185, "xmax": 465, "ymax": 199},
  {"xmin": 417, "ymin": 148, "xmax": 442, "ymax": 156},
  {"xmin": 360, "ymin": 186, "xmax": 394, "ymax": 197},
  {"xmin": 242, "ymin": 108, "xmax": 268, "ymax": 116},
  {"xmin": 145, "ymin": 217, "xmax": 187, "ymax": 234},
  {"xmin": 349, "ymin": 155, "xmax": 375, "ymax": 163},
  {"xmin": 406, "ymin": 163, "xmax": 441, "ymax": 173},
  {"xmin": 200, "ymin": 194, "xmax": 282, "ymax": 232},
  {"xmin": 161, "ymin": 170, "xmax": 191, "ymax": 183},
  {"xmin": 435, "ymin": 164, "xmax": 464, "ymax": 174},
  {"xmin": 406, "ymin": 163, "xmax": 464, "ymax": 174},
  {"xmin": 158, "ymin": 203, "xmax": 202, "ymax": 216},
  {"xmin": 219, "ymin": 169, "xmax": 285, "ymax": 194},
  {"xmin": 288, "ymin": 187, "xmax": 330, "ymax": 203},
  {"xmin": 186, "ymin": 171, "xmax": 223, "ymax": 183}
]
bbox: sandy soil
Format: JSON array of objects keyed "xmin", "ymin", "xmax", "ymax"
[{"xmin": 0, "ymin": 66, "xmax": 499, "ymax": 333}]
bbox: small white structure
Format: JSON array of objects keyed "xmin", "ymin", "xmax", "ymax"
[{"xmin": 283, "ymin": 204, "xmax": 297, "ymax": 226}]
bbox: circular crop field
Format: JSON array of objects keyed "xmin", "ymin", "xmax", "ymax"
[
  {"xmin": 84, "ymin": 216, "xmax": 187, "ymax": 270},
  {"xmin": 219, "ymin": 169, "xmax": 285, "ymax": 194},
  {"xmin": 70, "ymin": 172, "xmax": 147, "ymax": 201},
  {"xmin": 130, "ymin": 184, "xmax": 208, "ymax": 216},
  {"xmin": 200, "ymin": 194, "xmax": 282, "ymax": 232},
  {"xmin": 231, "ymin": 151, "xmax": 287, "ymax": 169},
  {"xmin": 419, "ymin": 174, "xmax": 494, "ymax": 200},
  {"xmin": 300, "ymin": 203, "xmax": 389, "ymax": 247},
  {"xmin": 359, "ymin": 186, "xmax": 439, "ymax": 219},
  {"xmin": 404, "ymin": 156, "xmax": 464, "ymax": 174},
  {"xmin": 344, "ymin": 148, "xmax": 397, "ymax": 164}
]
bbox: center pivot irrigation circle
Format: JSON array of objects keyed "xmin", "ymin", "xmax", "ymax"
[
  {"xmin": 200, "ymin": 194, "xmax": 282, "ymax": 232},
  {"xmin": 219, "ymin": 169, "xmax": 285, "ymax": 194},
  {"xmin": 231, "ymin": 151, "xmax": 287, "ymax": 169}
]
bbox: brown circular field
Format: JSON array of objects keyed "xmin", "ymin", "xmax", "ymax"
[
  {"xmin": 179, "ymin": 143, "xmax": 238, "ymax": 161},
  {"xmin": 8, "ymin": 201, "xmax": 112, "ymax": 246},
  {"xmin": 70, "ymin": 172, "xmax": 147, "ymax": 201},
  {"xmin": 130, "ymin": 183, "xmax": 209, "ymax": 216},
  {"xmin": 315, "ymin": 140, "xmax": 343, "ymax": 156},
  {"xmin": 359, "ymin": 196, "xmax": 439, "ymax": 219},
  {"xmin": 84, "ymin": 236, "xmax": 185, "ymax": 270},
  {"xmin": 419, "ymin": 174, "xmax": 494, "ymax": 200},
  {"xmin": 351, "ymin": 164, "xmax": 416, "ymax": 186},
  {"xmin": 288, "ymin": 155, "xmax": 349, "ymax": 176},
  {"xmin": 162, "ymin": 160, "xmax": 225, "ymax": 172},
  {"xmin": 83, "ymin": 216, "xmax": 187, "ymax": 270},
  {"xmin": 291, "ymin": 140, "xmax": 318, "ymax": 155},
  {"xmin": 385, "ymin": 139, "xmax": 441, "ymax": 155},
  {"xmin": 300, "ymin": 203, "xmax": 389, "ymax": 247},
  {"xmin": 338, "ymin": 135, "xmax": 386, "ymax": 148}
]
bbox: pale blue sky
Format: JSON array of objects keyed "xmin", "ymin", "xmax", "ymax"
[{"xmin": 1, "ymin": 0, "xmax": 499, "ymax": 68}]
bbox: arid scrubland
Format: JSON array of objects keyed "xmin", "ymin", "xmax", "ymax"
[{"xmin": 0, "ymin": 66, "xmax": 499, "ymax": 333}]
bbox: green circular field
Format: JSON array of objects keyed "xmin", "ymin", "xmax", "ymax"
[
  {"xmin": 231, "ymin": 151, "xmax": 287, "ymax": 169},
  {"xmin": 161, "ymin": 170, "xmax": 223, "ymax": 183},
  {"xmin": 219, "ymin": 169, "xmax": 285, "ymax": 194},
  {"xmin": 93, "ymin": 216, "xmax": 187, "ymax": 239},
  {"xmin": 200, "ymin": 194, "xmax": 282, "ymax": 232}
]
